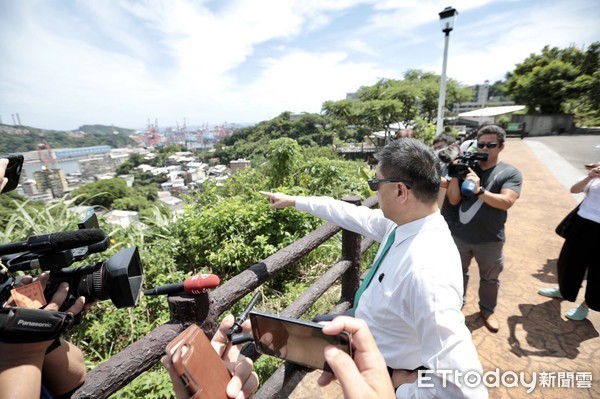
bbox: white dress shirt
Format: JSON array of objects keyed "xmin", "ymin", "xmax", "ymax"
[{"xmin": 295, "ymin": 196, "xmax": 487, "ymax": 398}]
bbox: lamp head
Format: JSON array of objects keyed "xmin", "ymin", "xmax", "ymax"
[{"xmin": 439, "ymin": 6, "xmax": 458, "ymax": 33}]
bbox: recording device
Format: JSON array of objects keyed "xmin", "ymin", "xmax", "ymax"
[
  {"xmin": 227, "ymin": 291, "xmax": 261, "ymax": 344},
  {"xmin": 249, "ymin": 310, "xmax": 352, "ymax": 372},
  {"xmin": 436, "ymin": 146, "xmax": 459, "ymax": 164},
  {"xmin": 143, "ymin": 273, "xmax": 220, "ymax": 296},
  {"xmin": 447, "ymin": 152, "xmax": 489, "ymax": 179},
  {"xmin": 166, "ymin": 324, "xmax": 231, "ymax": 399},
  {"xmin": 0, "ymin": 213, "xmax": 144, "ymax": 313},
  {"xmin": 44, "ymin": 246, "xmax": 143, "ymax": 309},
  {"xmin": 0, "ymin": 229, "xmax": 107, "ymax": 257},
  {"xmin": 0, "ymin": 307, "xmax": 75, "ymax": 343},
  {"xmin": 0, "ymin": 154, "xmax": 24, "ymax": 194}
]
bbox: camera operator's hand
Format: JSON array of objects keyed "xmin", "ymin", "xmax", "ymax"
[
  {"xmin": 162, "ymin": 315, "xmax": 259, "ymax": 399},
  {"xmin": 0, "ymin": 158, "xmax": 8, "ymax": 192},
  {"xmin": 317, "ymin": 316, "xmax": 395, "ymax": 399},
  {"xmin": 465, "ymin": 167, "xmax": 480, "ymax": 187},
  {"xmin": 8, "ymin": 273, "xmax": 88, "ymax": 315},
  {"xmin": 0, "ymin": 274, "xmax": 88, "ymax": 399},
  {"xmin": 259, "ymin": 191, "xmax": 296, "ymax": 209}
]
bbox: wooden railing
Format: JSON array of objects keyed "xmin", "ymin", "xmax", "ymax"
[{"xmin": 73, "ymin": 195, "xmax": 378, "ymax": 399}]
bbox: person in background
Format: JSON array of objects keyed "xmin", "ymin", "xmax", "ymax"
[
  {"xmin": 445, "ymin": 124, "xmax": 523, "ymax": 333},
  {"xmin": 260, "ymin": 138, "xmax": 486, "ymax": 398},
  {"xmin": 435, "ymin": 134, "xmax": 460, "ymax": 208},
  {"xmin": 538, "ymin": 164, "xmax": 600, "ymax": 320},
  {"xmin": 432, "ymin": 133, "xmax": 456, "ymax": 151}
]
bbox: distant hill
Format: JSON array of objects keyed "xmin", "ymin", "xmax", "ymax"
[{"xmin": 0, "ymin": 124, "xmax": 137, "ymax": 153}]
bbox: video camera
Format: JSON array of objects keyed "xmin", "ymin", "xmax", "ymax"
[
  {"xmin": 447, "ymin": 152, "xmax": 489, "ymax": 179},
  {"xmin": 0, "ymin": 212, "xmax": 144, "ymax": 313}
]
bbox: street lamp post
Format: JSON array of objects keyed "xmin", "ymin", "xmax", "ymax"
[
  {"xmin": 479, "ymin": 79, "xmax": 490, "ymax": 126},
  {"xmin": 435, "ymin": 6, "xmax": 458, "ymax": 137}
]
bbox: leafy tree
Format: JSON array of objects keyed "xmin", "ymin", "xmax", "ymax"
[
  {"xmin": 322, "ymin": 72, "xmax": 471, "ymax": 140},
  {"xmin": 266, "ymin": 138, "xmax": 302, "ymax": 188},
  {"xmin": 213, "ymin": 112, "xmax": 337, "ymax": 165},
  {"xmin": 505, "ymin": 43, "xmax": 600, "ymax": 124},
  {"xmin": 488, "ymin": 79, "xmax": 507, "ymax": 100},
  {"xmin": 116, "ymin": 153, "xmax": 145, "ymax": 175},
  {"xmin": 70, "ymin": 178, "xmax": 128, "ymax": 208}
]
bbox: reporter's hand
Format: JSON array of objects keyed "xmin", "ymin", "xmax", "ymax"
[
  {"xmin": 465, "ymin": 167, "xmax": 480, "ymax": 186},
  {"xmin": 317, "ymin": 316, "xmax": 395, "ymax": 399},
  {"xmin": 212, "ymin": 315, "xmax": 259, "ymax": 399},
  {"xmin": 259, "ymin": 191, "xmax": 296, "ymax": 209},
  {"xmin": 162, "ymin": 315, "xmax": 259, "ymax": 399},
  {"xmin": 588, "ymin": 166, "xmax": 600, "ymax": 179}
]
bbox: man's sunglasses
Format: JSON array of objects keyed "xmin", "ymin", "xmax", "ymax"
[
  {"xmin": 367, "ymin": 178, "xmax": 413, "ymax": 191},
  {"xmin": 477, "ymin": 142, "xmax": 499, "ymax": 149}
]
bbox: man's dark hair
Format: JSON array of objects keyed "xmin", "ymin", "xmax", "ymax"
[
  {"xmin": 433, "ymin": 133, "xmax": 456, "ymax": 146},
  {"xmin": 375, "ymin": 138, "xmax": 440, "ymax": 204},
  {"xmin": 477, "ymin": 124, "xmax": 506, "ymax": 144}
]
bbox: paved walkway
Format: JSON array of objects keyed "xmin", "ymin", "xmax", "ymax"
[{"xmin": 287, "ymin": 138, "xmax": 599, "ymax": 398}]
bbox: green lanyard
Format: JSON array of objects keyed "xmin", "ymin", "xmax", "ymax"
[{"xmin": 353, "ymin": 226, "xmax": 398, "ymax": 312}]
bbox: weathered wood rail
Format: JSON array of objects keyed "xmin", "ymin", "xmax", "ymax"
[{"xmin": 73, "ymin": 195, "xmax": 378, "ymax": 399}]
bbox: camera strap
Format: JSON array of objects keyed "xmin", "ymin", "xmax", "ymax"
[{"xmin": 0, "ymin": 306, "xmax": 74, "ymax": 343}]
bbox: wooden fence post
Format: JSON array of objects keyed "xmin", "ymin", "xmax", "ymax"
[
  {"xmin": 168, "ymin": 293, "xmax": 215, "ymax": 333},
  {"xmin": 340, "ymin": 195, "xmax": 362, "ymax": 304}
]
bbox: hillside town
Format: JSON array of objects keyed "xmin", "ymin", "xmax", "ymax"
[{"xmin": 11, "ymin": 130, "xmax": 252, "ymax": 227}]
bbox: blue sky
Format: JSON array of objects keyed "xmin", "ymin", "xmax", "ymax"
[{"xmin": 0, "ymin": 0, "xmax": 598, "ymax": 131}]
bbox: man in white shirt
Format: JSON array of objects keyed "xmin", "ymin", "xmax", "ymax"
[{"xmin": 260, "ymin": 138, "xmax": 487, "ymax": 398}]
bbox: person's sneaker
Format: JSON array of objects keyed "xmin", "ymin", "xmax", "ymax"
[
  {"xmin": 538, "ymin": 287, "xmax": 563, "ymax": 299},
  {"xmin": 566, "ymin": 305, "xmax": 589, "ymax": 321},
  {"xmin": 481, "ymin": 312, "xmax": 500, "ymax": 333}
]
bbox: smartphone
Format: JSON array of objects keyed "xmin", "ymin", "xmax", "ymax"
[
  {"xmin": 0, "ymin": 154, "xmax": 24, "ymax": 194},
  {"xmin": 166, "ymin": 324, "xmax": 231, "ymax": 399},
  {"xmin": 249, "ymin": 310, "xmax": 352, "ymax": 372}
]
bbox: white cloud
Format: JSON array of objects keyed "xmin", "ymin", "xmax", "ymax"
[{"xmin": 0, "ymin": 0, "xmax": 598, "ymax": 130}]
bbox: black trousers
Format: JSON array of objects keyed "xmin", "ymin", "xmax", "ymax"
[{"xmin": 557, "ymin": 213, "xmax": 600, "ymax": 311}]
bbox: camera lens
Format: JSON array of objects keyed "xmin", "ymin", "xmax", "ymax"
[{"xmin": 78, "ymin": 265, "xmax": 109, "ymax": 302}]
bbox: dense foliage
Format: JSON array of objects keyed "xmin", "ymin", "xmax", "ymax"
[
  {"xmin": 1, "ymin": 136, "xmax": 373, "ymax": 398},
  {"xmin": 213, "ymin": 112, "xmax": 338, "ymax": 165},
  {"xmin": 323, "ymin": 71, "xmax": 472, "ymax": 138},
  {"xmin": 505, "ymin": 42, "xmax": 600, "ymax": 125}
]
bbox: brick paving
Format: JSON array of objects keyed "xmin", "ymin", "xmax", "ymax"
[{"xmin": 287, "ymin": 139, "xmax": 600, "ymax": 398}]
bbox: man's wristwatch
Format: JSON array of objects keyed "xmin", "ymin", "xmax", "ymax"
[{"xmin": 476, "ymin": 187, "xmax": 485, "ymax": 196}]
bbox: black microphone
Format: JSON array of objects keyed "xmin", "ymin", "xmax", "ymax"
[
  {"xmin": 0, "ymin": 229, "xmax": 107, "ymax": 256},
  {"xmin": 437, "ymin": 146, "xmax": 459, "ymax": 163},
  {"xmin": 143, "ymin": 274, "xmax": 220, "ymax": 296}
]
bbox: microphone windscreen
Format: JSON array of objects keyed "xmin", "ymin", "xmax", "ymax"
[
  {"xmin": 437, "ymin": 146, "xmax": 459, "ymax": 163},
  {"xmin": 50, "ymin": 229, "xmax": 107, "ymax": 251},
  {"xmin": 183, "ymin": 274, "xmax": 220, "ymax": 293}
]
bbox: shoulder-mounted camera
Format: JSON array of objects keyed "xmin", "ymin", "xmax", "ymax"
[
  {"xmin": 447, "ymin": 152, "xmax": 489, "ymax": 179},
  {"xmin": 0, "ymin": 212, "xmax": 144, "ymax": 342}
]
